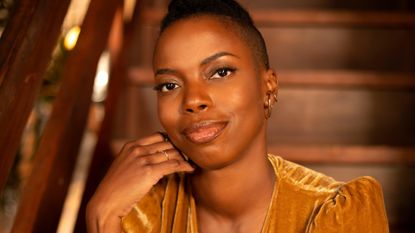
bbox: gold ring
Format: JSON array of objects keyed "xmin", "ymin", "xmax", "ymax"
[{"xmin": 162, "ymin": 150, "xmax": 169, "ymax": 161}]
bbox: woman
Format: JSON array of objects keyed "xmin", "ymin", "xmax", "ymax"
[{"xmin": 86, "ymin": 0, "xmax": 389, "ymax": 232}]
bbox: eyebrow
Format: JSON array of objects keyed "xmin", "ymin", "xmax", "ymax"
[
  {"xmin": 154, "ymin": 51, "xmax": 239, "ymax": 77},
  {"xmin": 154, "ymin": 68, "xmax": 177, "ymax": 76},
  {"xmin": 201, "ymin": 51, "xmax": 239, "ymax": 66}
]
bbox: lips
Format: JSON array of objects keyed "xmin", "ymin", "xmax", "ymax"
[{"xmin": 182, "ymin": 121, "xmax": 228, "ymax": 144}]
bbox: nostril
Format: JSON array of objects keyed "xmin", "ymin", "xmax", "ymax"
[
  {"xmin": 185, "ymin": 104, "xmax": 208, "ymax": 113},
  {"xmin": 198, "ymin": 104, "xmax": 207, "ymax": 110}
]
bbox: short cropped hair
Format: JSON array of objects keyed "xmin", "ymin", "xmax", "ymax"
[{"xmin": 159, "ymin": 0, "xmax": 270, "ymax": 69}]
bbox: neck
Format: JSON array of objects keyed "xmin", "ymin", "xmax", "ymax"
[{"xmin": 190, "ymin": 135, "xmax": 275, "ymax": 222}]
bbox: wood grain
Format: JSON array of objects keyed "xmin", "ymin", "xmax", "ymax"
[
  {"xmin": 10, "ymin": 0, "xmax": 119, "ymax": 232},
  {"xmin": 0, "ymin": 0, "xmax": 71, "ymax": 195}
]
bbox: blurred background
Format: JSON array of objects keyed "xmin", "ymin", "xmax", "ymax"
[{"xmin": 0, "ymin": 0, "xmax": 414, "ymax": 232}]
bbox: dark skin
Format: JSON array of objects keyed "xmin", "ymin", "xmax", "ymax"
[{"xmin": 86, "ymin": 15, "xmax": 278, "ymax": 233}]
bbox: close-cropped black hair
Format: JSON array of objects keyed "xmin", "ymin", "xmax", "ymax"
[{"xmin": 159, "ymin": 0, "xmax": 270, "ymax": 69}]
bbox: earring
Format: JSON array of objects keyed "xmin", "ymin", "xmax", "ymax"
[
  {"xmin": 265, "ymin": 92, "xmax": 278, "ymax": 119},
  {"xmin": 273, "ymin": 93, "xmax": 278, "ymax": 103}
]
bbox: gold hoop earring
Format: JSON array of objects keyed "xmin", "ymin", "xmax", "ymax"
[
  {"xmin": 265, "ymin": 93, "xmax": 273, "ymax": 119},
  {"xmin": 265, "ymin": 92, "xmax": 278, "ymax": 119}
]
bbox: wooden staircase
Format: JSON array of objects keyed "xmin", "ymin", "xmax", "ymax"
[
  {"xmin": 0, "ymin": 0, "xmax": 414, "ymax": 232},
  {"xmin": 118, "ymin": 1, "xmax": 415, "ymax": 163},
  {"xmin": 114, "ymin": 1, "xmax": 415, "ymax": 231}
]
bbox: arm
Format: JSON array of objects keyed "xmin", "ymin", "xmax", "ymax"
[{"xmin": 86, "ymin": 133, "xmax": 194, "ymax": 233}]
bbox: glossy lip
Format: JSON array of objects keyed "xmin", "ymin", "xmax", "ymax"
[{"xmin": 182, "ymin": 120, "xmax": 228, "ymax": 144}]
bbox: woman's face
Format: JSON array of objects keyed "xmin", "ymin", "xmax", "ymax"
[{"xmin": 153, "ymin": 16, "xmax": 275, "ymax": 170}]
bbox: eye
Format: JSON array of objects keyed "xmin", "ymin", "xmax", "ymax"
[
  {"xmin": 210, "ymin": 67, "xmax": 235, "ymax": 79},
  {"xmin": 154, "ymin": 82, "xmax": 180, "ymax": 92}
]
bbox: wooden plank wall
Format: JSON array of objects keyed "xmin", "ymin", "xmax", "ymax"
[{"xmin": 114, "ymin": 0, "xmax": 415, "ymax": 232}]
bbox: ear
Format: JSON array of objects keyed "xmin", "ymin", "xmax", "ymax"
[{"xmin": 262, "ymin": 69, "xmax": 278, "ymax": 101}]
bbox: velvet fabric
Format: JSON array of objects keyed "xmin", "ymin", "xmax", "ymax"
[{"xmin": 121, "ymin": 155, "xmax": 389, "ymax": 232}]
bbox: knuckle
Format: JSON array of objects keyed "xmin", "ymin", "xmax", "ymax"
[
  {"xmin": 142, "ymin": 166, "xmax": 154, "ymax": 177},
  {"xmin": 131, "ymin": 147, "xmax": 144, "ymax": 155},
  {"xmin": 137, "ymin": 157, "xmax": 149, "ymax": 166}
]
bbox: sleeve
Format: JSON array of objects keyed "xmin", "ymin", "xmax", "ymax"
[
  {"xmin": 121, "ymin": 180, "xmax": 166, "ymax": 233},
  {"xmin": 307, "ymin": 176, "xmax": 389, "ymax": 233}
]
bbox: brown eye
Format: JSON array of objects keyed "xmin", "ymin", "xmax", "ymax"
[
  {"xmin": 211, "ymin": 67, "xmax": 235, "ymax": 79},
  {"xmin": 217, "ymin": 69, "xmax": 228, "ymax": 77},
  {"xmin": 165, "ymin": 83, "xmax": 177, "ymax": 90},
  {"xmin": 155, "ymin": 82, "xmax": 179, "ymax": 92}
]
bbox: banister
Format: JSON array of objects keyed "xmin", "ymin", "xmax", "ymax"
[{"xmin": 10, "ymin": 0, "xmax": 120, "ymax": 232}]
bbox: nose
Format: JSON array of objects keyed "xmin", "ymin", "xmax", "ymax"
[{"xmin": 182, "ymin": 85, "xmax": 212, "ymax": 114}]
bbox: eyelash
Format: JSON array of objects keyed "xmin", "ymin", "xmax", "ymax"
[
  {"xmin": 153, "ymin": 82, "xmax": 180, "ymax": 93},
  {"xmin": 153, "ymin": 67, "xmax": 236, "ymax": 93},
  {"xmin": 210, "ymin": 67, "xmax": 236, "ymax": 79}
]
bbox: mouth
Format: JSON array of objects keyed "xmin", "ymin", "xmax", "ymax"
[{"xmin": 182, "ymin": 121, "xmax": 228, "ymax": 144}]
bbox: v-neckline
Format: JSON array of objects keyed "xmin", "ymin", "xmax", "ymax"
[{"xmin": 186, "ymin": 154, "xmax": 280, "ymax": 233}]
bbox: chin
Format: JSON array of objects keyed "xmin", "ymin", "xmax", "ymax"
[{"xmin": 180, "ymin": 142, "xmax": 240, "ymax": 171}]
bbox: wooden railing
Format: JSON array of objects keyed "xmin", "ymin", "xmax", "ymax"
[
  {"xmin": 1, "ymin": 1, "xmax": 414, "ymax": 232},
  {"xmin": 0, "ymin": 0, "xmax": 72, "ymax": 196},
  {"xmin": 0, "ymin": 0, "xmax": 123, "ymax": 232}
]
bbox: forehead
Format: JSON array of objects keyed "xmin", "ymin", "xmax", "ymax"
[{"xmin": 153, "ymin": 15, "xmax": 254, "ymax": 67}]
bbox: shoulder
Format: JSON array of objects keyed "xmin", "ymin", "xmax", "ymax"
[
  {"xmin": 268, "ymin": 155, "xmax": 389, "ymax": 232},
  {"xmin": 268, "ymin": 154, "xmax": 343, "ymax": 194},
  {"xmin": 307, "ymin": 176, "xmax": 389, "ymax": 233}
]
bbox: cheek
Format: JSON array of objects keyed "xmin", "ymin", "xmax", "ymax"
[
  {"xmin": 157, "ymin": 97, "xmax": 177, "ymax": 132},
  {"xmin": 222, "ymin": 77, "xmax": 264, "ymax": 119}
]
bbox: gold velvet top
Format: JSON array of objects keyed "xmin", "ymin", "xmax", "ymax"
[{"xmin": 122, "ymin": 155, "xmax": 389, "ymax": 233}]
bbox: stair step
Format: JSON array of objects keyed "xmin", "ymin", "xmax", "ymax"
[
  {"xmin": 128, "ymin": 68, "xmax": 415, "ymax": 90},
  {"xmin": 111, "ymin": 139, "xmax": 415, "ymax": 164},
  {"xmin": 140, "ymin": 8, "xmax": 415, "ymax": 27}
]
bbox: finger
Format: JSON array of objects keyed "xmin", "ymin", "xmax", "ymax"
[
  {"xmin": 136, "ymin": 132, "xmax": 167, "ymax": 146},
  {"xmin": 122, "ymin": 133, "xmax": 165, "ymax": 152},
  {"xmin": 128, "ymin": 141, "xmax": 174, "ymax": 158},
  {"xmin": 149, "ymin": 160, "xmax": 194, "ymax": 183},
  {"xmin": 137, "ymin": 149, "xmax": 184, "ymax": 165}
]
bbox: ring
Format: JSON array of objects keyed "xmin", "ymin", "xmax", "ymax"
[{"xmin": 161, "ymin": 150, "xmax": 169, "ymax": 161}]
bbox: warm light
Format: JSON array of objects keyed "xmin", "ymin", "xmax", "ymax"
[
  {"xmin": 93, "ymin": 52, "xmax": 110, "ymax": 102},
  {"xmin": 63, "ymin": 26, "xmax": 81, "ymax": 50},
  {"xmin": 93, "ymin": 70, "xmax": 109, "ymax": 102}
]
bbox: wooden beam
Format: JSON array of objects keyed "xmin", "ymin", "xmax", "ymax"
[
  {"xmin": 139, "ymin": 9, "xmax": 415, "ymax": 27},
  {"xmin": 128, "ymin": 67, "xmax": 153, "ymax": 85},
  {"xmin": 268, "ymin": 145, "xmax": 415, "ymax": 165},
  {"xmin": 74, "ymin": 4, "xmax": 128, "ymax": 233},
  {"xmin": 252, "ymin": 10, "xmax": 415, "ymax": 28},
  {"xmin": 10, "ymin": 0, "xmax": 119, "ymax": 232},
  {"xmin": 74, "ymin": 0, "xmax": 153, "ymax": 231},
  {"xmin": 128, "ymin": 68, "xmax": 415, "ymax": 90},
  {"xmin": 0, "ymin": 0, "xmax": 71, "ymax": 195},
  {"xmin": 0, "ymin": 1, "xmax": 37, "ymax": 85},
  {"xmin": 111, "ymin": 139, "xmax": 415, "ymax": 165},
  {"xmin": 277, "ymin": 70, "xmax": 415, "ymax": 90}
]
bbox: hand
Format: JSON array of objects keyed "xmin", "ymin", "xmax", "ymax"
[{"xmin": 86, "ymin": 133, "xmax": 194, "ymax": 233}]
